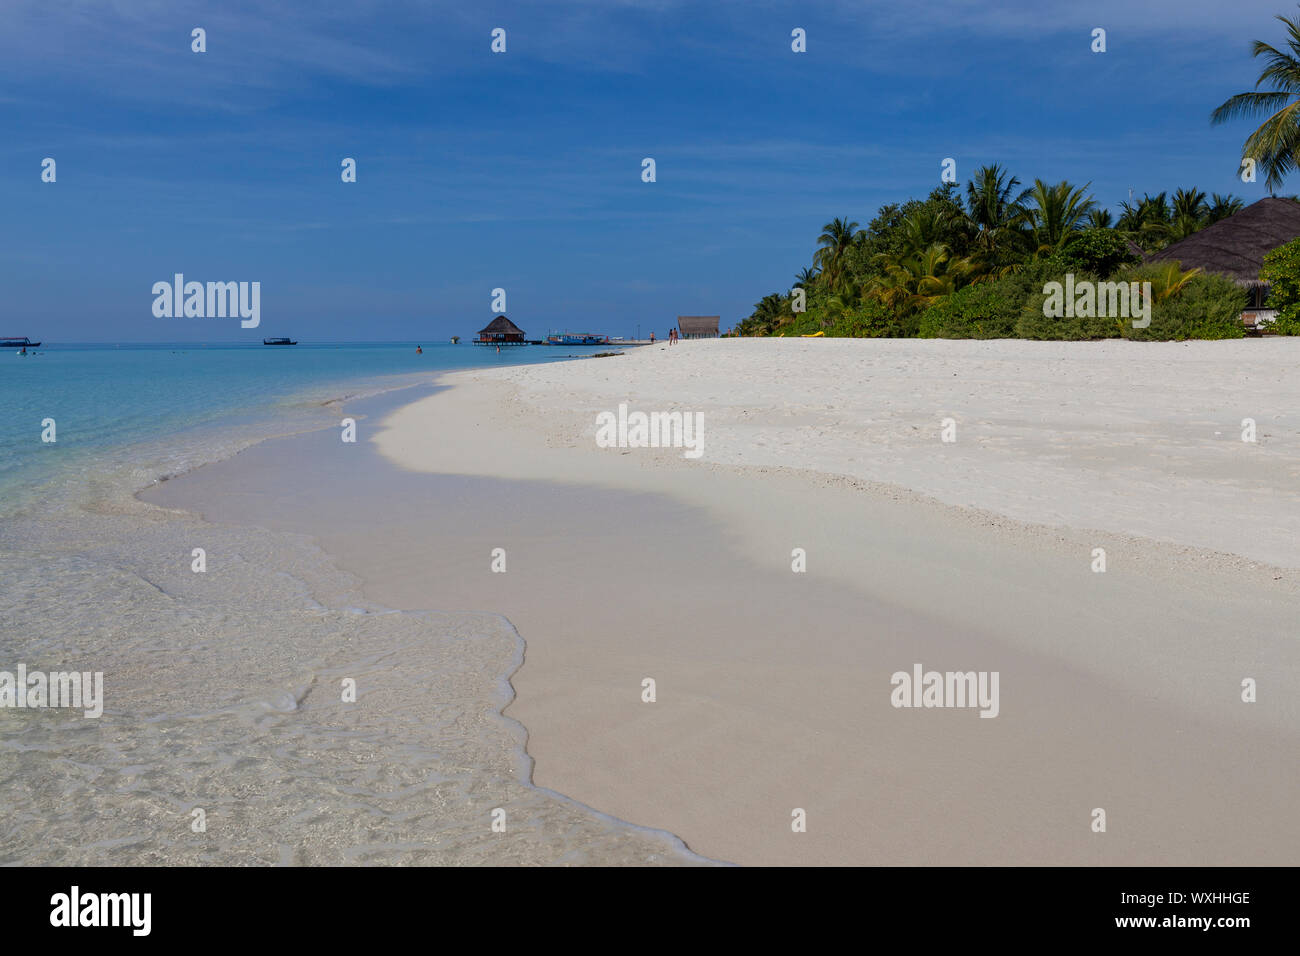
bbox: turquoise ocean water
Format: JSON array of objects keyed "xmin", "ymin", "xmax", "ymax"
[
  {"xmin": 0, "ymin": 342, "xmax": 608, "ymax": 514},
  {"xmin": 0, "ymin": 342, "xmax": 705, "ymax": 865}
]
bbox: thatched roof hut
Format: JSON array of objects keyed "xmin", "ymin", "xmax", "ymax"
[
  {"xmin": 476, "ymin": 316, "xmax": 526, "ymax": 344},
  {"xmin": 676, "ymin": 315, "xmax": 720, "ymax": 339},
  {"xmin": 1146, "ymin": 197, "xmax": 1300, "ymax": 288}
]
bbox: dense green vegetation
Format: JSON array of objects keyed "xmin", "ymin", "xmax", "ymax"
[
  {"xmin": 735, "ymin": 167, "xmax": 1251, "ymax": 341},
  {"xmin": 732, "ymin": 9, "xmax": 1300, "ymax": 341},
  {"xmin": 1262, "ymin": 236, "xmax": 1300, "ymax": 333}
]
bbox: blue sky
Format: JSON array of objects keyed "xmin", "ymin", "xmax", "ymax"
[{"xmin": 1, "ymin": 0, "xmax": 1296, "ymax": 342}]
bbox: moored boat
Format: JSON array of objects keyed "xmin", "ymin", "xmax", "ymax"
[
  {"xmin": 545, "ymin": 332, "xmax": 610, "ymax": 346},
  {"xmin": 1, "ymin": 337, "xmax": 40, "ymax": 348},
  {"xmin": 262, "ymin": 337, "xmax": 298, "ymax": 346}
]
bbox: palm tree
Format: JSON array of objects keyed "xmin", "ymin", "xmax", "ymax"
[
  {"xmin": 1171, "ymin": 188, "xmax": 1209, "ymax": 222},
  {"xmin": 1116, "ymin": 201, "xmax": 1142, "ymax": 234},
  {"xmin": 1138, "ymin": 192, "xmax": 1171, "ymax": 224},
  {"xmin": 1139, "ymin": 262, "xmax": 1203, "ymax": 303},
  {"xmin": 1211, "ymin": 9, "xmax": 1300, "ymax": 191},
  {"xmin": 867, "ymin": 244, "xmax": 975, "ymax": 312},
  {"xmin": 964, "ymin": 164, "xmax": 1031, "ymax": 255},
  {"xmin": 793, "ymin": 266, "xmax": 820, "ymax": 289},
  {"xmin": 896, "ymin": 207, "xmax": 959, "ymax": 257},
  {"xmin": 823, "ymin": 285, "xmax": 861, "ymax": 327},
  {"xmin": 1087, "ymin": 209, "xmax": 1114, "ymax": 229},
  {"xmin": 1140, "ymin": 188, "xmax": 1209, "ymax": 244},
  {"xmin": 1023, "ymin": 179, "xmax": 1098, "ymax": 256},
  {"xmin": 1207, "ymin": 193, "xmax": 1245, "ymax": 223},
  {"xmin": 739, "ymin": 293, "xmax": 792, "ymax": 336},
  {"xmin": 815, "ymin": 218, "xmax": 860, "ymax": 291},
  {"xmin": 1117, "ymin": 192, "xmax": 1174, "ymax": 250}
]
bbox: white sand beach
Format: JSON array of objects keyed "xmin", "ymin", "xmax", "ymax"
[
  {"xmin": 356, "ymin": 338, "xmax": 1300, "ymax": 865},
  {"xmin": 383, "ymin": 338, "xmax": 1300, "ymax": 569},
  {"xmin": 139, "ymin": 339, "xmax": 1300, "ymax": 865}
]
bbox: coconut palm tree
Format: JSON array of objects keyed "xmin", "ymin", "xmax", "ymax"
[
  {"xmin": 823, "ymin": 286, "xmax": 861, "ymax": 327},
  {"xmin": 738, "ymin": 292, "xmax": 792, "ymax": 336},
  {"xmin": 1087, "ymin": 209, "xmax": 1114, "ymax": 229},
  {"xmin": 964, "ymin": 164, "xmax": 1031, "ymax": 255},
  {"xmin": 1023, "ymin": 179, "xmax": 1098, "ymax": 255},
  {"xmin": 1116, "ymin": 201, "xmax": 1142, "ymax": 234},
  {"xmin": 1207, "ymin": 193, "xmax": 1246, "ymax": 223},
  {"xmin": 1141, "ymin": 188, "xmax": 1210, "ymax": 244},
  {"xmin": 793, "ymin": 266, "xmax": 820, "ymax": 289},
  {"xmin": 815, "ymin": 218, "xmax": 860, "ymax": 290},
  {"xmin": 1138, "ymin": 192, "xmax": 1171, "ymax": 224},
  {"xmin": 1117, "ymin": 192, "xmax": 1175, "ymax": 250},
  {"xmin": 896, "ymin": 207, "xmax": 960, "ymax": 257},
  {"xmin": 1211, "ymin": 9, "xmax": 1300, "ymax": 191},
  {"xmin": 1171, "ymin": 188, "xmax": 1209, "ymax": 222},
  {"xmin": 867, "ymin": 244, "xmax": 976, "ymax": 312}
]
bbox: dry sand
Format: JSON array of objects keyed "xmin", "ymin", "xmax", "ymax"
[
  {"xmin": 355, "ymin": 338, "xmax": 1300, "ymax": 865},
  {"xmin": 386, "ymin": 338, "xmax": 1300, "ymax": 569}
]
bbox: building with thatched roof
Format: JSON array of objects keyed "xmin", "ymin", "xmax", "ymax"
[
  {"xmin": 677, "ymin": 315, "xmax": 720, "ymax": 339},
  {"xmin": 476, "ymin": 316, "xmax": 526, "ymax": 345},
  {"xmin": 1146, "ymin": 197, "xmax": 1300, "ymax": 317}
]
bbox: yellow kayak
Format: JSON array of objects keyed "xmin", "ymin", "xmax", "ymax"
[{"xmin": 800, "ymin": 331, "xmax": 825, "ymax": 337}]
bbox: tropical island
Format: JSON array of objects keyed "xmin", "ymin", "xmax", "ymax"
[{"xmin": 735, "ymin": 8, "xmax": 1300, "ymax": 342}]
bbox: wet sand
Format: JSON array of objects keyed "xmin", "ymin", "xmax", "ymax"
[{"xmin": 145, "ymin": 377, "xmax": 1300, "ymax": 865}]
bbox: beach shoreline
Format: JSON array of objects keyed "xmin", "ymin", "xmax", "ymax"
[
  {"xmin": 1, "ymin": 350, "xmax": 715, "ymax": 867},
  {"xmin": 141, "ymin": 338, "xmax": 1300, "ymax": 865}
]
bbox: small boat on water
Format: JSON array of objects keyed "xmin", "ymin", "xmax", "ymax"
[
  {"xmin": 545, "ymin": 332, "xmax": 610, "ymax": 346},
  {"xmin": 262, "ymin": 337, "xmax": 298, "ymax": 346},
  {"xmin": 1, "ymin": 337, "xmax": 40, "ymax": 348}
]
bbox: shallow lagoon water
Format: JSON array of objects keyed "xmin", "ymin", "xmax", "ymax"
[{"xmin": 0, "ymin": 343, "xmax": 706, "ymax": 865}]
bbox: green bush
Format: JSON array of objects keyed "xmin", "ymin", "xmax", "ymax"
[
  {"xmin": 917, "ymin": 281, "xmax": 1021, "ymax": 338},
  {"xmin": 1120, "ymin": 272, "xmax": 1245, "ymax": 341},
  {"xmin": 831, "ymin": 300, "xmax": 919, "ymax": 337},
  {"xmin": 915, "ymin": 260, "xmax": 1058, "ymax": 338},
  {"xmin": 1266, "ymin": 313, "xmax": 1300, "ymax": 335},
  {"xmin": 773, "ymin": 310, "xmax": 826, "ymax": 336},
  {"xmin": 1016, "ymin": 268, "xmax": 1120, "ymax": 340},
  {"xmin": 1262, "ymin": 236, "xmax": 1300, "ymax": 334},
  {"xmin": 1053, "ymin": 228, "xmax": 1141, "ymax": 277}
]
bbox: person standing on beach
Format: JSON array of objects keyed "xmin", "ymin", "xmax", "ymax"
[{"xmin": 650, "ymin": 332, "xmax": 655, "ymax": 344}]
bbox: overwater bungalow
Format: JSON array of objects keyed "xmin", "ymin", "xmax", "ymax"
[
  {"xmin": 1147, "ymin": 197, "xmax": 1300, "ymax": 329},
  {"xmin": 475, "ymin": 316, "xmax": 527, "ymax": 345}
]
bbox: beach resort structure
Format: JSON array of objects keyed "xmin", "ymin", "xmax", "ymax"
[
  {"xmin": 476, "ymin": 316, "xmax": 526, "ymax": 345},
  {"xmin": 1147, "ymin": 196, "xmax": 1300, "ymax": 326},
  {"xmin": 676, "ymin": 315, "xmax": 720, "ymax": 339}
]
